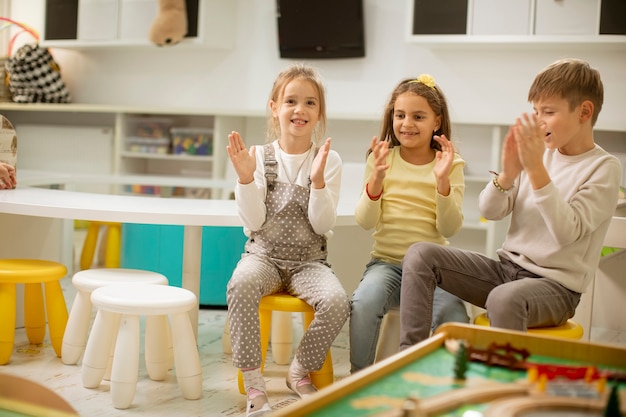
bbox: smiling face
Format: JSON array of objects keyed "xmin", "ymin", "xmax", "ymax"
[
  {"xmin": 392, "ymin": 92, "xmax": 441, "ymax": 153},
  {"xmin": 533, "ymin": 95, "xmax": 592, "ymax": 155},
  {"xmin": 270, "ymin": 78, "xmax": 320, "ymax": 149}
]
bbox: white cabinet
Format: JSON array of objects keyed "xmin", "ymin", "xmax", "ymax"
[
  {"xmin": 406, "ymin": 0, "xmax": 626, "ymax": 49},
  {"xmin": 42, "ymin": 0, "xmax": 236, "ymax": 49}
]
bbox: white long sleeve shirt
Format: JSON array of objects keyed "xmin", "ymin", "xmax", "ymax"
[
  {"xmin": 234, "ymin": 140, "xmax": 342, "ymax": 239},
  {"xmin": 479, "ymin": 145, "xmax": 622, "ymax": 293}
]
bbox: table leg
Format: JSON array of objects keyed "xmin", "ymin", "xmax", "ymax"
[{"xmin": 183, "ymin": 225, "xmax": 202, "ymax": 339}]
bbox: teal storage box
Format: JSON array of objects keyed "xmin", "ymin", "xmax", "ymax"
[{"xmin": 121, "ymin": 224, "xmax": 247, "ymax": 306}]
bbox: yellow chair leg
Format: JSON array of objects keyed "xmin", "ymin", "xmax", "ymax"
[
  {"xmin": 0, "ymin": 283, "xmax": 17, "ymax": 365},
  {"xmin": 104, "ymin": 223, "xmax": 121, "ymax": 268},
  {"xmin": 80, "ymin": 222, "xmax": 100, "ymax": 270},
  {"xmin": 24, "ymin": 283, "xmax": 46, "ymax": 345},
  {"xmin": 80, "ymin": 222, "xmax": 122, "ymax": 270}
]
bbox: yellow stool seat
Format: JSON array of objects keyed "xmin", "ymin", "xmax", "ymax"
[
  {"xmin": 473, "ymin": 312, "xmax": 584, "ymax": 340},
  {"xmin": 80, "ymin": 221, "xmax": 121, "ymax": 270},
  {"xmin": 236, "ymin": 292, "xmax": 334, "ymax": 394},
  {"xmin": 0, "ymin": 259, "xmax": 68, "ymax": 365}
]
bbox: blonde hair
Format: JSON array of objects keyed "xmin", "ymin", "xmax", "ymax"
[
  {"xmin": 528, "ymin": 58, "xmax": 604, "ymax": 126},
  {"xmin": 266, "ymin": 63, "xmax": 327, "ymax": 145}
]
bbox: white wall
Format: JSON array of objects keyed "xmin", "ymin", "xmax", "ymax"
[{"xmin": 8, "ymin": 0, "xmax": 626, "ymax": 132}]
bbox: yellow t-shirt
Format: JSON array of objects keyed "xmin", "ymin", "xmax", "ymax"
[{"xmin": 355, "ymin": 146, "xmax": 465, "ymax": 265}]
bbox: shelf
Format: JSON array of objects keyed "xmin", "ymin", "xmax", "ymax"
[
  {"xmin": 3, "ymin": 102, "xmax": 624, "ymax": 132},
  {"xmin": 406, "ymin": 35, "xmax": 626, "ymax": 51},
  {"xmin": 0, "ymin": 102, "xmax": 263, "ymax": 119},
  {"xmin": 120, "ymin": 151, "xmax": 213, "ymax": 162},
  {"xmin": 41, "ymin": 37, "xmax": 209, "ymax": 50}
]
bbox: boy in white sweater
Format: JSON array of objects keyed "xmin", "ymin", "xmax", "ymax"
[{"xmin": 399, "ymin": 58, "xmax": 622, "ymax": 347}]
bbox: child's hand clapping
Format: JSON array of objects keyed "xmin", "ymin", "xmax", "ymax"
[
  {"xmin": 227, "ymin": 131, "xmax": 256, "ymax": 185},
  {"xmin": 310, "ymin": 137, "xmax": 332, "ymax": 189},
  {"xmin": 433, "ymin": 134, "xmax": 455, "ymax": 181},
  {"xmin": 364, "ymin": 137, "xmax": 389, "ymax": 200}
]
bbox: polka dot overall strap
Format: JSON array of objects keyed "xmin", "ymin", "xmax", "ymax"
[{"xmin": 246, "ymin": 144, "xmax": 326, "ymax": 262}]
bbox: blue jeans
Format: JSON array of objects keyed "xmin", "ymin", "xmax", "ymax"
[{"xmin": 349, "ymin": 258, "xmax": 469, "ymax": 373}]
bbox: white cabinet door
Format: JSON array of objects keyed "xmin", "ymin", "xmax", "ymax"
[
  {"xmin": 77, "ymin": 0, "xmax": 119, "ymax": 40},
  {"xmin": 119, "ymin": 0, "xmax": 159, "ymax": 41},
  {"xmin": 471, "ymin": 0, "xmax": 531, "ymax": 35},
  {"xmin": 535, "ymin": 0, "xmax": 600, "ymax": 35}
]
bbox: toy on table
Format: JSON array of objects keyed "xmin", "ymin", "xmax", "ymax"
[
  {"xmin": 149, "ymin": 0, "xmax": 187, "ymax": 46},
  {"xmin": 453, "ymin": 340, "xmax": 468, "ymax": 381},
  {"xmin": 445, "ymin": 339, "xmax": 626, "ymax": 382}
]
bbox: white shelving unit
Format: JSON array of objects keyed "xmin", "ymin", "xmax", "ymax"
[{"xmin": 0, "ymin": 103, "xmax": 254, "ymax": 199}]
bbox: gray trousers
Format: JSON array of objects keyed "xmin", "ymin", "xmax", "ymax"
[
  {"xmin": 399, "ymin": 242, "xmax": 581, "ymax": 349},
  {"xmin": 227, "ymin": 253, "xmax": 350, "ymax": 371}
]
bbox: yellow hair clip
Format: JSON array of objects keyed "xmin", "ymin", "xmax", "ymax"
[{"xmin": 409, "ymin": 74, "xmax": 436, "ymax": 89}]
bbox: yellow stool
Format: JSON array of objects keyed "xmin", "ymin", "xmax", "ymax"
[
  {"xmin": 237, "ymin": 292, "xmax": 334, "ymax": 394},
  {"xmin": 0, "ymin": 259, "xmax": 68, "ymax": 365},
  {"xmin": 80, "ymin": 221, "xmax": 121, "ymax": 270},
  {"xmin": 473, "ymin": 312, "xmax": 584, "ymax": 339}
]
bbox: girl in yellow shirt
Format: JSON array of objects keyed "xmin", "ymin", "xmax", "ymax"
[{"xmin": 350, "ymin": 75, "xmax": 469, "ymax": 373}]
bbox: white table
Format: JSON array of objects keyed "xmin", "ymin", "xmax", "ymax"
[{"xmin": 0, "ymin": 170, "xmax": 360, "ymax": 335}]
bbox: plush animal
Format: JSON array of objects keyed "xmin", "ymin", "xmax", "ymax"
[{"xmin": 148, "ymin": 0, "xmax": 188, "ymax": 46}]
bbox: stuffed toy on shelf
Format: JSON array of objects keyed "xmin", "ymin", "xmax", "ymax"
[{"xmin": 149, "ymin": 0, "xmax": 188, "ymax": 46}]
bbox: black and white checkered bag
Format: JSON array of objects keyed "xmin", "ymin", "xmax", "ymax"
[{"xmin": 5, "ymin": 44, "xmax": 71, "ymax": 103}]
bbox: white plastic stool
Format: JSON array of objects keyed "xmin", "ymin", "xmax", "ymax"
[
  {"xmin": 375, "ymin": 306, "xmax": 400, "ymax": 363},
  {"xmin": 82, "ymin": 284, "xmax": 202, "ymax": 409},
  {"xmin": 62, "ymin": 268, "xmax": 169, "ymax": 365}
]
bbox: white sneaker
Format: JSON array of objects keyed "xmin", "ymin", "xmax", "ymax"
[{"xmin": 246, "ymin": 392, "xmax": 272, "ymax": 417}]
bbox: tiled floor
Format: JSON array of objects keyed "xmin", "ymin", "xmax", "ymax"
[{"xmin": 2, "ymin": 231, "xmax": 625, "ymax": 416}]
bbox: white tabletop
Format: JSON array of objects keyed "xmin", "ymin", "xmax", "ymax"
[
  {"xmin": 0, "ymin": 186, "xmax": 242, "ymax": 226},
  {"xmin": 4, "ymin": 169, "xmax": 359, "ymax": 227}
]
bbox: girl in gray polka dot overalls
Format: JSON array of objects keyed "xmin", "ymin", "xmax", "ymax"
[{"xmin": 226, "ymin": 63, "xmax": 350, "ymax": 416}]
